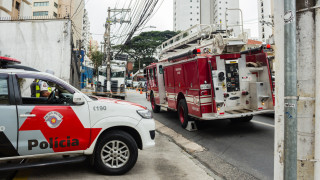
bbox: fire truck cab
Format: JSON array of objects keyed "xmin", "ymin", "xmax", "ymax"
[{"xmin": 146, "ymin": 24, "xmax": 274, "ymax": 129}]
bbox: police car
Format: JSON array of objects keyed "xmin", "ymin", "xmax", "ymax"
[{"xmin": 0, "ymin": 57, "xmax": 155, "ymax": 175}]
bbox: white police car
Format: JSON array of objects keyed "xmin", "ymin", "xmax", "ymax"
[{"xmin": 0, "ymin": 57, "xmax": 155, "ymax": 175}]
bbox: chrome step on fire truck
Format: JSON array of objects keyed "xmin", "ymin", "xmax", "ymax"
[{"xmin": 145, "ymin": 24, "xmax": 274, "ymax": 130}]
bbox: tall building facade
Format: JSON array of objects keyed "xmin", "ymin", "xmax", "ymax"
[
  {"xmin": 257, "ymin": 0, "xmax": 272, "ymax": 42},
  {"xmin": 0, "ymin": 0, "xmax": 32, "ymax": 18},
  {"xmin": 58, "ymin": 0, "xmax": 85, "ymax": 48},
  {"xmin": 30, "ymin": 0, "xmax": 85, "ymax": 48},
  {"xmin": 82, "ymin": 9, "xmax": 90, "ymax": 53},
  {"xmin": 173, "ymin": 0, "xmax": 240, "ymax": 36},
  {"xmin": 32, "ymin": 0, "xmax": 58, "ymax": 18}
]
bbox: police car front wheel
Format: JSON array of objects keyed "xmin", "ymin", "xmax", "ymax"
[{"xmin": 93, "ymin": 130, "xmax": 138, "ymax": 175}]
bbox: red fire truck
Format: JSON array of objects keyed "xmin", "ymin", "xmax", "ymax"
[{"xmin": 145, "ymin": 24, "xmax": 274, "ymax": 130}]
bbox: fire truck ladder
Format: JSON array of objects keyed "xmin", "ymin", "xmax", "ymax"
[{"xmin": 156, "ymin": 23, "xmax": 247, "ymax": 61}]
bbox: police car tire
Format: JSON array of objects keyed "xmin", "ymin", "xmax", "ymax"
[
  {"xmin": 93, "ymin": 130, "xmax": 138, "ymax": 175},
  {"xmin": 178, "ymin": 99, "xmax": 189, "ymax": 129}
]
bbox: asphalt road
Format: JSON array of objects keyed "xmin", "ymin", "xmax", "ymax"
[{"xmin": 127, "ymin": 90, "xmax": 274, "ymax": 180}]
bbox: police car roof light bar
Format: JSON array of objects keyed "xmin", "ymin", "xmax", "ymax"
[{"xmin": 0, "ymin": 56, "xmax": 21, "ymax": 66}]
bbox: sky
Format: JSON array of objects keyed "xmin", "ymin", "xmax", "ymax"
[{"xmin": 86, "ymin": 0, "xmax": 259, "ymax": 44}]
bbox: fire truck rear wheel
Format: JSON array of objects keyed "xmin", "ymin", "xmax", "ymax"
[
  {"xmin": 178, "ymin": 99, "xmax": 189, "ymax": 129},
  {"xmin": 93, "ymin": 130, "xmax": 138, "ymax": 175},
  {"xmin": 151, "ymin": 93, "xmax": 160, "ymax": 113}
]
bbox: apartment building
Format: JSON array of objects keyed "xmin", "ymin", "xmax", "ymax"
[
  {"xmin": 32, "ymin": 0, "xmax": 58, "ymax": 18},
  {"xmin": 173, "ymin": 0, "xmax": 240, "ymax": 36},
  {"xmin": 257, "ymin": 0, "xmax": 273, "ymax": 42},
  {"xmin": 0, "ymin": 0, "xmax": 32, "ymax": 18},
  {"xmin": 58, "ymin": 0, "xmax": 85, "ymax": 47}
]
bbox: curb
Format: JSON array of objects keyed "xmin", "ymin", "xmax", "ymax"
[{"xmin": 154, "ymin": 120, "xmax": 224, "ymax": 180}]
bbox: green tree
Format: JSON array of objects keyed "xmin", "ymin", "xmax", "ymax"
[
  {"xmin": 90, "ymin": 50, "xmax": 104, "ymax": 77},
  {"xmin": 115, "ymin": 30, "xmax": 178, "ymax": 72}
]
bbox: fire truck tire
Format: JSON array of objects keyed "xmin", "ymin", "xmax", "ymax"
[
  {"xmin": 151, "ymin": 93, "xmax": 160, "ymax": 113},
  {"xmin": 178, "ymin": 99, "xmax": 189, "ymax": 129},
  {"xmin": 93, "ymin": 130, "xmax": 138, "ymax": 175}
]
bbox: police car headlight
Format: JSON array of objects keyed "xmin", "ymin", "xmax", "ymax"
[{"xmin": 136, "ymin": 109, "xmax": 153, "ymax": 119}]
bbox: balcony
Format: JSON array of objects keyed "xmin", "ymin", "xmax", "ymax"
[{"xmin": 0, "ymin": 0, "xmax": 12, "ymax": 12}]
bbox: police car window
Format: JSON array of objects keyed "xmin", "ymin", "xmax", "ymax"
[
  {"xmin": 0, "ymin": 78, "xmax": 9, "ymax": 104},
  {"xmin": 17, "ymin": 77, "xmax": 74, "ymax": 105}
]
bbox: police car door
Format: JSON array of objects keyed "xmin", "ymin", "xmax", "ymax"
[
  {"xmin": 0, "ymin": 74, "xmax": 19, "ymax": 158},
  {"xmin": 14, "ymin": 74, "xmax": 91, "ymax": 156}
]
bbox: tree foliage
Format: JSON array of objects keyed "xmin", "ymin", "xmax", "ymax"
[
  {"xmin": 115, "ymin": 30, "xmax": 178, "ymax": 72},
  {"xmin": 89, "ymin": 50, "xmax": 104, "ymax": 77}
]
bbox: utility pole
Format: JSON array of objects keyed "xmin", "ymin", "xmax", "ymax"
[
  {"xmin": 106, "ymin": 7, "xmax": 111, "ymax": 85},
  {"xmin": 78, "ymin": 39, "xmax": 82, "ymax": 89},
  {"xmin": 103, "ymin": 7, "xmax": 130, "ymax": 93},
  {"xmin": 275, "ymin": 0, "xmax": 320, "ymax": 179},
  {"xmin": 283, "ymin": 0, "xmax": 297, "ymax": 179}
]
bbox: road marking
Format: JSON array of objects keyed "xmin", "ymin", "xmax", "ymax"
[{"xmin": 251, "ymin": 120, "xmax": 275, "ymax": 128}]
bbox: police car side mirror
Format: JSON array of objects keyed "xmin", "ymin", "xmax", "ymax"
[{"xmin": 73, "ymin": 93, "xmax": 85, "ymax": 105}]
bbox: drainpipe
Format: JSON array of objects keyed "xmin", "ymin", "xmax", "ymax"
[
  {"xmin": 315, "ymin": 0, "xmax": 320, "ymax": 178},
  {"xmin": 283, "ymin": 0, "xmax": 297, "ymax": 179}
]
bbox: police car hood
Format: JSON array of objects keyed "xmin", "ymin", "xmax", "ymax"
[{"xmin": 93, "ymin": 96, "xmax": 147, "ymax": 110}]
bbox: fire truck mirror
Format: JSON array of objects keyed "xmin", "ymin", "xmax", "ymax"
[{"xmin": 159, "ymin": 65, "xmax": 164, "ymax": 74}]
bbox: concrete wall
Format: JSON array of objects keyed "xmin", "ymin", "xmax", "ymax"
[{"xmin": 0, "ymin": 20, "xmax": 73, "ymax": 83}]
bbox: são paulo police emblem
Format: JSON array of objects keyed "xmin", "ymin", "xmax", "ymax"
[{"xmin": 44, "ymin": 111, "xmax": 63, "ymax": 128}]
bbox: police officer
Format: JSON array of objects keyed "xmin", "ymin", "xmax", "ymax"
[
  {"xmin": 30, "ymin": 70, "xmax": 54, "ymax": 98},
  {"xmin": 30, "ymin": 79, "xmax": 51, "ymax": 97}
]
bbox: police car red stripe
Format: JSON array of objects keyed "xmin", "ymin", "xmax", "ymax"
[{"xmin": 19, "ymin": 106, "xmax": 101, "ymax": 152}]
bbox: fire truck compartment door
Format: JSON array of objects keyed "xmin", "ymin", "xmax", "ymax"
[{"xmin": 174, "ymin": 65, "xmax": 185, "ymax": 92}]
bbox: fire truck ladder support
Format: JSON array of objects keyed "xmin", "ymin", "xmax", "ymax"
[{"xmin": 156, "ymin": 24, "xmax": 247, "ymax": 61}]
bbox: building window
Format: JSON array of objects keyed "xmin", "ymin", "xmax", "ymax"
[
  {"xmin": 190, "ymin": 12, "xmax": 192, "ymax": 14},
  {"xmin": 54, "ymin": 2, "xmax": 58, "ymax": 8},
  {"xmin": 190, "ymin": 0, "xmax": 192, "ymax": 2},
  {"xmin": 197, "ymin": 19, "xmax": 199, "ymax": 21},
  {"xmin": 197, "ymin": 6, "xmax": 199, "ymax": 8},
  {"xmin": 53, "ymin": 12, "xmax": 57, "ymax": 17},
  {"xmin": 190, "ymin": 18, "xmax": 193, "ymax": 21},
  {"xmin": 15, "ymin": 1, "xmax": 20, "ymax": 10},
  {"xmin": 190, "ymin": 6, "xmax": 192, "ymax": 8},
  {"xmin": 34, "ymin": 2, "xmax": 49, "ymax": 7},
  {"xmin": 33, "ymin": 11, "xmax": 49, "ymax": 16}
]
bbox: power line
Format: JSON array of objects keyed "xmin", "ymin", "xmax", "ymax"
[{"xmin": 71, "ymin": 0, "xmax": 84, "ymax": 19}]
